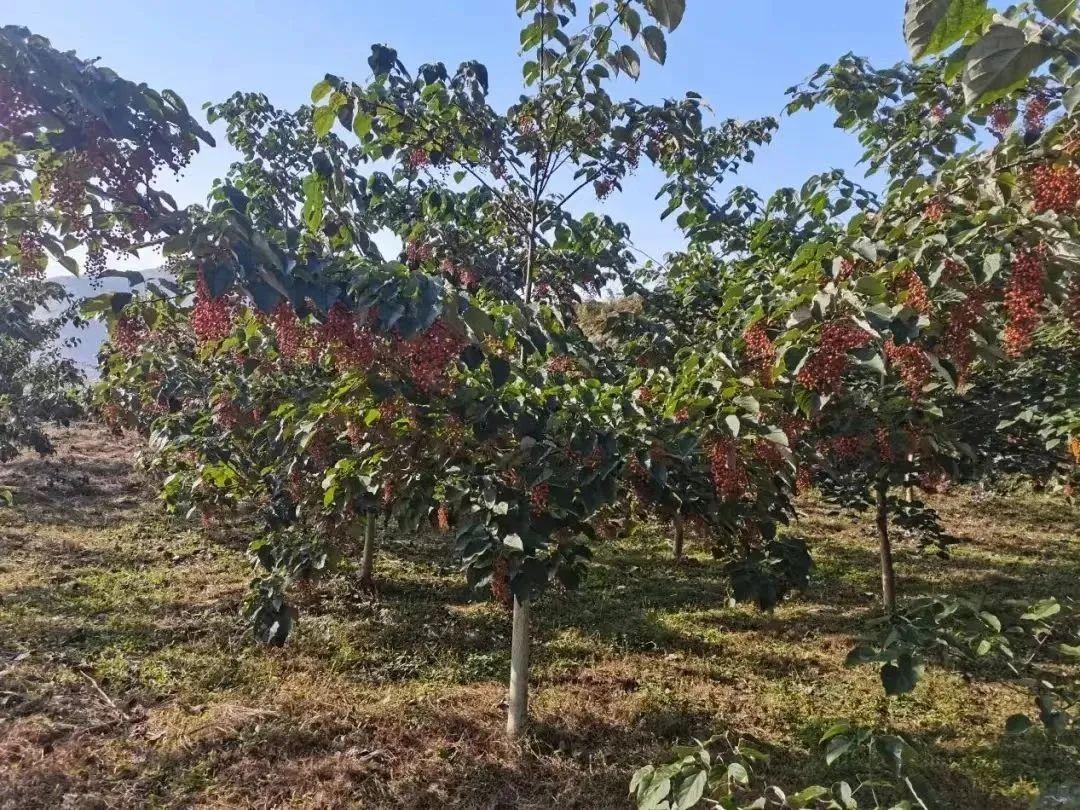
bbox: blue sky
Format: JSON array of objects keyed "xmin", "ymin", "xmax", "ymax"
[{"xmin": 10, "ymin": 1, "xmax": 909, "ymax": 271}]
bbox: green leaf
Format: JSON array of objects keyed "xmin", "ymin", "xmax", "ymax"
[
  {"xmin": 352, "ymin": 111, "xmax": 372, "ymax": 138},
  {"xmin": 1060, "ymin": 643, "xmax": 1080, "ymax": 658},
  {"xmin": 1004, "ymin": 713, "xmax": 1032, "ymax": 735},
  {"xmin": 644, "ymin": 0, "xmax": 685, "ymax": 31},
  {"xmin": 962, "ymin": 25, "xmax": 1052, "ymax": 106},
  {"xmin": 1021, "ymin": 598, "xmax": 1061, "ymax": 621},
  {"xmin": 881, "ymin": 653, "xmax": 923, "ymax": 695},
  {"xmin": 904, "ymin": 0, "xmax": 988, "ymax": 60},
  {"xmin": 620, "ymin": 45, "xmax": 641, "ymax": 80},
  {"xmin": 789, "ymin": 786, "xmax": 829, "ymax": 809},
  {"xmin": 673, "ymin": 769, "xmax": 707, "ymax": 809},
  {"xmin": 641, "ymin": 26, "xmax": 667, "ymax": 64},
  {"xmin": 1065, "ymin": 71, "xmax": 1080, "ymax": 114},
  {"xmin": 313, "ymin": 105, "xmax": 337, "ymax": 138},
  {"xmin": 503, "ymin": 533, "xmax": 524, "ymax": 551},
  {"xmin": 725, "ymin": 414, "xmax": 740, "ymax": 437},
  {"xmin": 825, "ymin": 735, "xmax": 853, "ymax": 766},
  {"xmin": 310, "ymin": 79, "xmax": 332, "ymax": 103}
]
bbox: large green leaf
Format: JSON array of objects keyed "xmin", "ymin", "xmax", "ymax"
[
  {"xmin": 673, "ymin": 770, "xmax": 707, "ymax": 809},
  {"xmin": 644, "ymin": 0, "xmax": 685, "ymax": 31},
  {"xmin": 962, "ymin": 24, "xmax": 1052, "ymax": 105},
  {"xmin": 881, "ymin": 653, "xmax": 924, "ymax": 696},
  {"xmin": 904, "ymin": 0, "xmax": 988, "ymax": 60},
  {"xmin": 641, "ymin": 25, "xmax": 667, "ymax": 64}
]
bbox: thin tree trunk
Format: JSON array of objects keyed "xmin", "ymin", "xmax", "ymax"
[
  {"xmin": 359, "ymin": 513, "xmax": 376, "ymax": 586},
  {"xmin": 672, "ymin": 514, "xmax": 685, "ymax": 562},
  {"xmin": 875, "ymin": 481, "xmax": 897, "ymax": 612},
  {"xmin": 506, "ymin": 595, "xmax": 530, "ymax": 738}
]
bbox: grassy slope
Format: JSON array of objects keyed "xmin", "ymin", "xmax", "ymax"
[{"xmin": 1, "ymin": 425, "xmax": 1077, "ymax": 809}]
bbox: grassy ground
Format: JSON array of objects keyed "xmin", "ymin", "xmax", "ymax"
[{"xmin": 1, "ymin": 424, "xmax": 1077, "ymax": 809}]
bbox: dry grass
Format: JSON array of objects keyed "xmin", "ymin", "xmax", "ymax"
[{"xmin": 1, "ymin": 424, "xmax": 1078, "ymax": 808}]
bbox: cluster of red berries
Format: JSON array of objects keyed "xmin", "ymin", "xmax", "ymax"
[
  {"xmin": 795, "ymin": 465, "xmax": 813, "ymax": 494},
  {"xmin": 529, "ymin": 483, "xmax": 550, "ymax": 515},
  {"xmin": 989, "ymin": 104, "xmax": 1012, "ymax": 138},
  {"xmin": 779, "ymin": 415, "xmax": 810, "ymax": 443},
  {"xmin": 346, "ymin": 420, "xmax": 365, "ymax": 449},
  {"xmin": 942, "ymin": 289, "xmax": 985, "ymax": 379},
  {"xmin": 924, "ymin": 198, "xmax": 947, "ymax": 222},
  {"xmin": 796, "ymin": 320, "xmax": 870, "ymax": 394},
  {"xmin": 1030, "ymin": 163, "xmax": 1080, "ymax": 213},
  {"xmin": 919, "ymin": 470, "xmax": 950, "ymax": 494},
  {"xmin": 191, "ymin": 271, "xmax": 232, "ymax": 344},
  {"xmin": 743, "ymin": 322, "xmax": 775, "ymax": 382},
  {"xmin": 820, "ymin": 435, "xmax": 863, "ymax": 461},
  {"xmin": 405, "ymin": 320, "xmax": 464, "ymax": 394},
  {"xmin": 928, "ymin": 103, "xmax": 947, "ymax": 126},
  {"xmin": 1024, "ymin": 96, "xmax": 1048, "ymax": 137},
  {"xmin": 837, "ymin": 259, "xmax": 856, "ymax": 282},
  {"xmin": 546, "ymin": 355, "xmax": 577, "ymax": 375},
  {"xmin": 112, "ymin": 314, "xmax": 147, "ymax": 358},
  {"xmin": 211, "ymin": 397, "xmax": 243, "ymax": 430},
  {"xmin": 674, "ymin": 407, "xmax": 690, "ymax": 423},
  {"xmin": 0, "ymin": 79, "xmax": 34, "ymax": 133},
  {"xmin": 1003, "ymin": 247, "xmax": 1046, "ymax": 357},
  {"xmin": 594, "ymin": 177, "xmax": 614, "ymax": 200},
  {"xmin": 875, "ymin": 427, "xmax": 895, "ymax": 463},
  {"xmin": 897, "ymin": 269, "xmax": 931, "ymax": 316},
  {"xmin": 17, "ymin": 231, "xmax": 44, "ymax": 278},
  {"xmin": 272, "ymin": 301, "xmax": 305, "ymax": 361},
  {"xmin": 885, "ymin": 339, "xmax": 932, "ymax": 399},
  {"xmin": 637, "ymin": 386, "xmax": 655, "ymax": 405},
  {"xmin": 753, "ymin": 439, "xmax": 784, "ymax": 470},
  {"xmin": 381, "ymin": 480, "xmax": 395, "ymax": 507},
  {"xmin": 583, "ymin": 447, "xmax": 604, "ymax": 470},
  {"xmin": 305, "ymin": 429, "xmax": 332, "ymax": 467},
  {"xmin": 436, "ymin": 503, "xmax": 452, "ymax": 533},
  {"xmin": 406, "ymin": 148, "xmax": 430, "ymax": 170},
  {"xmin": 320, "ymin": 303, "xmax": 375, "ymax": 372},
  {"xmin": 516, "ymin": 113, "xmax": 536, "ymax": 135},
  {"xmin": 501, "ymin": 468, "xmax": 523, "ymax": 489},
  {"xmin": 405, "ymin": 240, "xmax": 434, "ymax": 265},
  {"xmin": 709, "ymin": 439, "xmax": 749, "ymax": 501},
  {"xmin": 491, "ymin": 557, "xmax": 512, "ymax": 607}
]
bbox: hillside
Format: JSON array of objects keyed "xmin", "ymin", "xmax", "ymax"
[{"xmin": 1, "ymin": 424, "xmax": 1077, "ymax": 808}]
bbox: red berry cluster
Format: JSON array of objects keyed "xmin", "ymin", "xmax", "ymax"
[
  {"xmin": 753, "ymin": 439, "xmax": 784, "ymax": 470},
  {"xmin": 305, "ymin": 429, "xmax": 332, "ymax": 467},
  {"xmin": 942, "ymin": 288, "xmax": 985, "ymax": 380},
  {"xmin": 405, "ymin": 320, "xmax": 464, "ymax": 394},
  {"xmin": 491, "ymin": 557, "xmax": 512, "ymax": 607},
  {"xmin": 795, "ymin": 464, "xmax": 813, "ymax": 494},
  {"xmin": 885, "ymin": 338, "xmax": 932, "ymax": 399},
  {"xmin": 674, "ymin": 407, "xmax": 690, "ymax": 423},
  {"xmin": 897, "ymin": 269, "xmax": 931, "ymax": 316},
  {"xmin": 405, "ymin": 239, "xmax": 433, "ymax": 265},
  {"xmin": 546, "ymin": 355, "xmax": 578, "ymax": 375},
  {"xmin": 637, "ymin": 386, "xmax": 655, "ymax": 405},
  {"xmin": 436, "ymin": 503, "xmax": 451, "ymax": 533},
  {"xmin": 779, "ymin": 415, "xmax": 810, "ymax": 443},
  {"xmin": 1065, "ymin": 277, "xmax": 1080, "ymax": 332},
  {"xmin": 594, "ymin": 177, "xmax": 614, "ymax": 200},
  {"xmin": 583, "ymin": 447, "xmax": 604, "ymax": 469},
  {"xmin": 501, "ymin": 468, "xmax": 523, "ymax": 489},
  {"xmin": 924, "ymin": 198, "xmax": 947, "ymax": 222},
  {"xmin": 346, "ymin": 420, "xmax": 365, "ymax": 449},
  {"xmin": 211, "ymin": 396, "xmax": 243, "ymax": 430},
  {"xmin": 1024, "ymin": 96, "xmax": 1048, "ymax": 138},
  {"xmin": 112, "ymin": 314, "xmax": 147, "ymax": 358},
  {"xmin": 191, "ymin": 270, "xmax": 232, "ymax": 344},
  {"xmin": 1030, "ymin": 163, "xmax": 1080, "ymax": 213},
  {"xmin": 837, "ymin": 259, "xmax": 856, "ymax": 282},
  {"xmin": 709, "ymin": 439, "xmax": 749, "ymax": 501},
  {"xmin": 272, "ymin": 301, "xmax": 304, "ymax": 361},
  {"xmin": 406, "ymin": 148, "xmax": 430, "ymax": 170},
  {"xmin": 875, "ymin": 427, "xmax": 895, "ymax": 463},
  {"xmin": 796, "ymin": 320, "xmax": 870, "ymax": 394},
  {"xmin": 820, "ymin": 435, "xmax": 863, "ymax": 461},
  {"xmin": 529, "ymin": 483, "xmax": 550, "ymax": 515},
  {"xmin": 919, "ymin": 469, "xmax": 950, "ymax": 494},
  {"xmin": 743, "ymin": 322, "xmax": 775, "ymax": 382},
  {"xmin": 1003, "ymin": 247, "xmax": 1046, "ymax": 357},
  {"xmin": 17, "ymin": 231, "xmax": 45, "ymax": 278},
  {"xmin": 989, "ymin": 104, "xmax": 1012, "ymax": 138},
  {"xmin": 320, "ymin": 303, "xmax": 375, "ymax": 372},
  {"xmin": 929, "ymin": 103, "xmax": 947, "ymax": 126}
]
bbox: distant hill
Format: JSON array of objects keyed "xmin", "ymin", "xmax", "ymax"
[{"xmin": 47, "ymin": 269, "xmax": 169, "ymax": 380}]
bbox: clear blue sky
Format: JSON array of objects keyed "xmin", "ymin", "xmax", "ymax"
[{"xmin": 11, "ymin": 1, "xmax": 909, "ymax": 271}]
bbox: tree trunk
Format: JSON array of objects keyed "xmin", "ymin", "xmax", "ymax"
[
  {"xmin": 358, "ymin": 513, "xmax": 376, "ymax": 586},
  {"xmin": 672, "ymin": 514, "xmax": 685, "ymax": 562},
  {"xmin": 506, "ymin": 595, "xmax": 530, "ymax": 738},
  {"xmin": 875, "ymin": 481, "xmax": 897, "ymax": 612}
]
